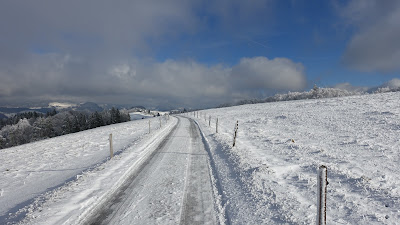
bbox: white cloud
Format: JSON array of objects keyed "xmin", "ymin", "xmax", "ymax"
[
  {"xmin": 121, "ymin": 56, "xmax": 307, "ymax": 105},
  {"xmin": 339, "ymin": 0, "xmax": 400, "ymax": 73},
  {"xmin": 110, "ymin": 64, "xmax": 136, "ymax": 79},
  {"xmin": 231, "ymin": 57, "xmax": 307, "ymax": 91}
]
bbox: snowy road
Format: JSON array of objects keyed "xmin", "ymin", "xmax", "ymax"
[{"xmin": 85, "ymin": 117, "xmax": 218, "ymax": 225}]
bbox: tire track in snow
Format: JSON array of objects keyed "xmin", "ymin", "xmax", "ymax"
[
  {"xmin": 179, "ymin": 119, "xmax": 218, "ymax": 225},
  {"xmin": 191, "ymin": 118, "xmax": 231, "ymax": 225}
]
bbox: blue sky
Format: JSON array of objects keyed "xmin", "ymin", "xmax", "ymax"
[
  {"xmin": 0, "ymin": 0, "xmax": 399, "ymax": 109},
  {"xmin": 151, "ymin": 0, "xmax": 398, "ymax": 87}
]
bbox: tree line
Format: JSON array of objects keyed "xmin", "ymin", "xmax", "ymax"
[
  {"xmin": 0, "ymin": 107, "xmax": 130, "ymax": 149},
  {"xmin": 217, "ymin": 85, "xmax": 400, "ymax": 108},
  {"xmin": 217, "ymin": 86, "xmax": 363, "ymax": 108}
]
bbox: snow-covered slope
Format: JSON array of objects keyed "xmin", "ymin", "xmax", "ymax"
[
  {"xmin": 0, "ymin": 116, "xmax": 175, "ymax": 224},
  {"xmin": 192, "ymin": 92, "xmax": 400, "ymax": 224}
]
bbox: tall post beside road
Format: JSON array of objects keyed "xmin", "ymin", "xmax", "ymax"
[{"xmin": 317, "ymin": 165, "xmax": 328, "ymax": 225}]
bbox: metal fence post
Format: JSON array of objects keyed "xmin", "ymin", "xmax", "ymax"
[{"xmin": 233, "ymin": 121, "xmax": 238, "ymax": 147}]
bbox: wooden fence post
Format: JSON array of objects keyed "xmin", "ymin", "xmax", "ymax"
[
  {"xmin": 159, "ymin": 117, "xmax": 162, "ymax": 128},
  {"xmin": 317, "ymin": 165, "xmax": 328, "ymax": 225},
  {"xmin": 209, "ymin": 116, "xmax": 211, "ymax": 127},
  {"xmin": 149, "ymin": 120, "xmax": 151, "ymax": 134},
  {"xmin": 109, "ymin": 133, "xmax": 113, "ymax": 159},
  {"xmin": 216, "ymin": 118, "xmax": 218, "ymax": 133},
  {"xmin": 233, "ymin": 121, "xmax": 238, "ymax": 147}
]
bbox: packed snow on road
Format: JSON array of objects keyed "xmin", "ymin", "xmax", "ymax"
[{"xmin": 1, "ymin": 92, "xmax": 399, "ymax": 224}]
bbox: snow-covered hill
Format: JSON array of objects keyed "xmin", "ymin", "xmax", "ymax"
[
  {"xmin": 192, "ymin": 92, "xmax": 400, "ymax": 224},
  {"xmin": 1, "ymin": 92, "xmax": 399, "ymax": 224}
]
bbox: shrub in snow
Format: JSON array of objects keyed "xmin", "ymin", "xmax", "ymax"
[
  {"xmin": 374, "ymin": 86, "xmax": 400, "ymax": 94},
  {"xmin": 0, "ymin": 118, "xmax": 39, "ymax": 148},
  {"xmin": 0, "ymin": 135, "xmax": 5, "ymax": 148}
]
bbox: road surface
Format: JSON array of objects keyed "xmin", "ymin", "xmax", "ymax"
[{"xmin": 86, "ymin": 117, "xmax": 218, "ymax": 225}]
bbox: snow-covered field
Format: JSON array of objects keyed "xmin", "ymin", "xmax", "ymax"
[
  {"xmin": 1, "ymin": 92, "xmax": 400, "ymax": 224},
  {"xmin": 192, "ymin": 92, "xmax": 400, "ymax": 224}
]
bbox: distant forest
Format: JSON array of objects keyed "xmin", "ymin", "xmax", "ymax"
[{"xmin": 0, "ymin": 108, "xmax": 130, "ymax": 149}]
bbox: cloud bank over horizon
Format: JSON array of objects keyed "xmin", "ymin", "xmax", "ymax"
[
  {"xmin": 0, "ymin": 0, "xmax": 308, "ymax": 108},
  {"xmin": 0, "ymin": 0, "xmax": 399, "ymax": 109},
  {"xmin": 0, "ymin": 54, "xmax": 307, "ymax": 108},
  {"xmin": 0, "ymin": 0, "xmax": 301, "ymax": 108}
]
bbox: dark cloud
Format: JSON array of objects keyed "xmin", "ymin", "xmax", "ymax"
[
  {"xmin": 339, "ymin": 0, "xmax": 400, "ymax": 73},
  {"xmin": 0, "ymin": 0, "xmax": 199, "ymax": 57}
]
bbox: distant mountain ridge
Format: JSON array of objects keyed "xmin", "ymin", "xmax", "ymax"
[
  {"xmin": 73, "ymin": 102, "xmax": 104, "ymax": 112},
  {"xmin": 0, "ymin": 102, "xmax": 150, "ymax": 119},
  {"xmin": 0, "ymin": 102, "xmax": 104, "ymax": 118},
  {"xmin": 0, "ymin": 107, "xmax": 54, "ymax": 115}
]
